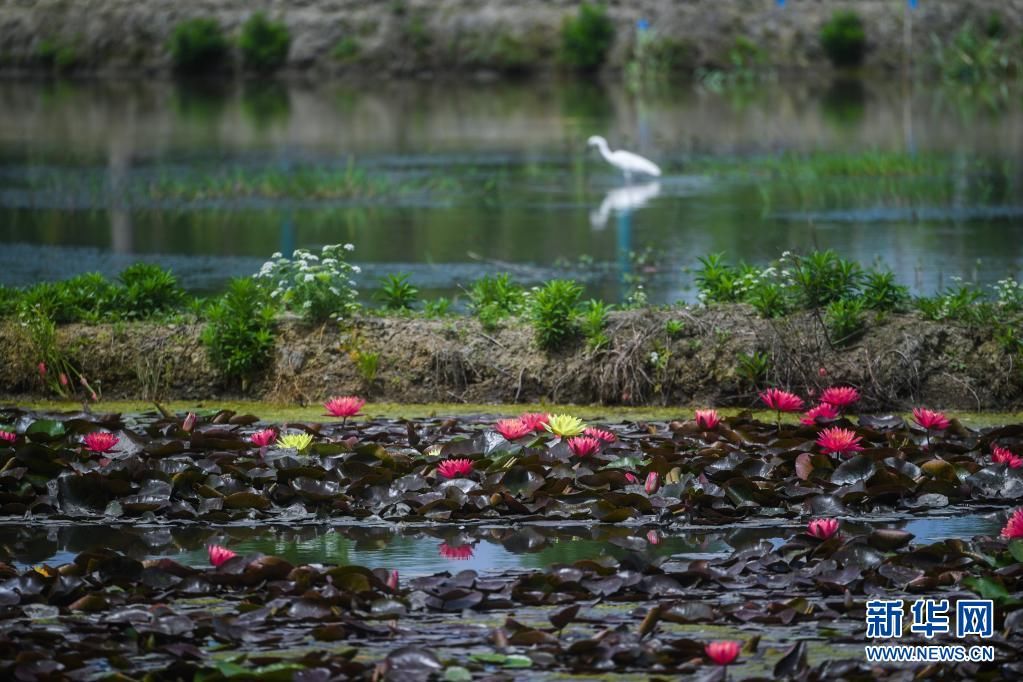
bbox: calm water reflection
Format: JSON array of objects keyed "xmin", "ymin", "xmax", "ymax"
[
  {"xmin": 1, "ymin": 78, "xmax": 1021, "ymax": 301},
  {"xmin": 0, "ymin": 512, "xmax": 1003, "ymax": 574}
]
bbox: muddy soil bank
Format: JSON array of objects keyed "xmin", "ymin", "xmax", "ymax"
[
  {"xmin": 0, "ymin": 0, "xmax": 1019, "ymax": 77},
  {"xmin": 0, "ymin": 306, "xmax": 1018, "ymax": 410}
]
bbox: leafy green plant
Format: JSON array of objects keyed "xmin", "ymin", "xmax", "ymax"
[
  {"xmin": 826, "ymin": 298, "xmax": 866, "ymax": 345},
  {"xmin": 256, "ymin": 244, "xmax": 360, "ymax": 323},
  {"xmin": 931, "ymin": 22, "xmax": 1021, "ymax": 84},
  {"xmin": 423, "ymin": 297, "xmax": 452, "ymax": 318},
  {"xmin": 531, "ymin": 279, "xmax": 583, "ymax": 351},
  {"xmin": 862, "ymin": 271, "xmax": 909, "ymax": 312},
  {"xmin": 240, "ymin": 12, "xmax": 291, "ymax": 72},
  {"xmin": 560, "ymin": 3, "xmax": 614, "ymax": 72},
  {"xmin": 695, "ymin": 253, "xmax": 742, "ymax": 304},
  {"xmin": 468, "ymin": 273, "xmax": 525, "ymax": 330},
  {"xmin": 820, "ymin": 11, "xmax": 867, "ymax": 68},
  {"xmin": 350, "ymin": 349, "xmax": 379, "ymax": 386},
  {"xmin": 201, "ymin": 278, "xmax": 276, "ymax": 388},
  {"xmin": 168, "ymin": 18, "xmax": 229, "ymax": 74},
  {"xmin": 332, "ymin": 37, "xmax": 361, "ymax": 62},
  {"xmin": 36, "ymin": 39, "xmax": 78, "ymax": 72},
  {"xmin": 118, "ymin": 264, "xmax": 186, "ymax": 318},
  {"xmin": 580, "ymin": 299, "xmax": 611, "ymax": 351},
  {"xmin": 376, "ymin": 273, "xmax": 418, "ymax": 311},
  {"xmin": 916, "ymin": 279, "xmax": 986, "ymax": 323},
  {"xmin": 737, "ymin": 351, "xmax": 771, "ymax": 387},
  {"xmin": 747, "ymin": 283, "xmax": 790, "ymax": 319},
  {"xmin": 789, "ymin": 250, "xmax": 863, "ymax": 308},
  {"xmin": 664, "ymin": 320, "xmax": 685, "ymax": 337}
]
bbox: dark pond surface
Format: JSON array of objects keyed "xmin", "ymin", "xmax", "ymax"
[
  {"xmin": 2, "ymin": 78, "xmax": 1022, "ymax": 302},
  {"xmin": 0, "ymin": 512, "xmax": 1002, "ymax": 574}
]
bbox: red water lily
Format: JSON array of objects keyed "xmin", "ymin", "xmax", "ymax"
[
  {"xmin": 624, "ymin": 472, "xmax": 639, "ymax": 484},
  {"xmin": 912, "ymin": 407, "xmax": 950, "ymax": 432},
  {"xmin": 208, "ymin": 544, "xmax": 237, "ymax": 567},
  {"xmin": 250, "ymin": 428, "xmax": 276, "ymax": 448},
  {"xmin": 694, "ymin": 409, "xmax": 721, "ymax": 430},
  {"xmin": 705, "ymin": 640, "xmax": 740, "ymax": 666},
  {"xmin": 801, "ymin": 402, "xmax": 840, "ymax": 425},
  {"xmin": 0, "ymin": 430, "xmax": 15, "ymax": 443},
  {"xmin": 495, "ymin": 418, "xmax": 531, "ymax": 441},
  {"xmin": 820, "ymin": 386, "xmax": 860, "ymax": 411},
  {"xmin": 807, "ymin": 518, "xmax": 840, "ymax": 540},
  {"xmin": 1002, "ymin": 508, "xmax": 1023, "ymax": 539},
  {"xmin": 584, "ymin": 427, "xmax": 616, "ymax": 442},
  {"xmin": 519, "ymin": 412, "xmax": 550, "ymax": 432},
  {"xmin": 993, "ymin": 445, "xmax": 1023, "ymax": 469},
  {"xmin": 324, "ymin": 395, "xmax": 365, "ymax": 419},
  {"xmin": 760, "ymin": 388, "xmax": 804, "ymax": 413},
  {"xmin": 439, "ymin": 543, "xmax": 474, "ymax": 560},
  {"xmin": 644, "ymin": 471, "xmax": 660, "ymax": 495},
  {"xmin": 83, "ymin": 432, "xmax": 119, "ymax": 453},
  {"xmin": 816, "ymin": 426, "xmax": 863, "ymax": 457},
  {"xmin": 567, "ymin": 436, "xmax": 601, "ymax": 458},
  {"xmin": 437, "ymin": 458, "xmax": 473, "ymax": 479}
]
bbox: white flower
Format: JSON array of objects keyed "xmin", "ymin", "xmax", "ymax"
[
  {"xmin": 303, "ymin": 274, "xmax": 314, "ymax": 282},
  {"xmin": 323, "ymin": 258, "xmax": 336, "ymax": 266},
  {"xmin": 349, "ymin": 280, "xmax": 356, "ymax": 287},
  {"xmin": 303, "ymin": 300, "xmax": 312, "ymax": 308},
  {"xmin": 351, "ymin": 265, "xmax": 361, "ymax": 274},
  {"xmin": 330, "ymin": 287, "xmax": 340, "ymax": 296},
  {"xmin": 344, "ymin": 243, "xmax": 355, "ymax": 251},
  {"xmin": 271, "ymin": 252, "xmax": 282, "ymax": 259},
  {"xmin": 305, "ymin": 254, "xmax": 319, "ymax": 262}
]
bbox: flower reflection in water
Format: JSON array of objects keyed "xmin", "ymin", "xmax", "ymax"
[{"xmin": 439, "ymin": 542, "xmax": 475, "ymax": 560}]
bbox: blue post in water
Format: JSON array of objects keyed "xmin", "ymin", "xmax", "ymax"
[
  {"xmin": 776, "ymin": 0, "xmax": 785, "ymax": 6},
  {"xmin": 617, "ymin": 210, "xmax": 632, "ymax": 301},
  {"xmin": 908, "ymin": 0, "xmax": 917, "ymax": 8}
]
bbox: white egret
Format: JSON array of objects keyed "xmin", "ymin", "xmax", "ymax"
[{"xmin": 587, "ymin": 135, "xmax": 661, "ymax": 181}]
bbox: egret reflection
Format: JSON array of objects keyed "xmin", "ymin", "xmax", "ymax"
[{"xmin": 589, "ymin": 181, "xmax": 661, "ymax": 229}]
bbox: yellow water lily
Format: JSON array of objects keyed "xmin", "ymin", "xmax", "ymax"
[
  {"xmin": 277, "ymin": 432, "xmax": 314, "ymax": 451},
  {"xmin": 544, "ymin": 414, "xmax": 586, "ymax": 438}
]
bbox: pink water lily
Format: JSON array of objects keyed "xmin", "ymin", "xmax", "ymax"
[
  {"xmin": 324, "ymin": 396, "xmax": 365, "ymax": 420},
  {"xmin": 182, "ymin": 412, "xmax": 197, "ymax": 433},
  {"xmin": 208, "ymin": 544, "xmax": 238, "ymax": 567},
  {"xmin": 816, "ymin": 426, "xmax": 863, "ymax": 457},
  {"xmin": 624, "ymin": 472, "xmax": 638, "ymax": 485},
  {"xmin": 694, "ymin": 409, "xmax": 721, "ymax": 430},
  {"xmin": 437, "ymin": 458, "xmax": 473, "ymax": 479},
  {"xmin": 705, "ymin": 640, "xmax": 740, "ymax": 666},
  {"xmin": 83, "ymin": 432, "xmax": 119, "ymax": 453},
  {"xmin": 820, "ymin": 386, "xmax": 860, "ymax": 410},
  {"xmin": 759, "ymin": 388, "xmax": 804, "ymax": 413},
  {"xmin": 912, "ymin": 407, "xmax": 950, "ymax": 432},
  {"xmin": 801, "ymin": 402, "xmax": 839, "ymax": 425},
  {"xmin": 1002, "ymin": 509, "xmax": 1023, "ymax": 539},
  {"xmin": 519, "ymin": 412, "xmax": 550, "ymax": 432},
  {"xmin": 583, "ymin": 427, "xmax": 616, "ymax": 442},
  {"xmin": 0, "ymin": 430, "xmax": 15, "ymax": 444},
  {"xmin": 807, "ymin": 518, "xmax": 840, "ymax": 540},
  {"xmin": 993, "ymin": 445, "xmax": 1023, "ymax": 469},
  {"xmin": 495, "ymin": 418, "xmax": 532, "ymax": 441},
  {"xmin": 250, "ymin": 428, "xmax": 277, "ymax": 448},
  {"xmin": 386, "ymin": 569, "xmax": 399, "ymax": 592},
  {"xmin": 567, "ymin": 436, "xmax": 601, "ymax": 458},
  {"xmin": 644, "ymin": 471, "xmax": 660, "ymax": 495}
]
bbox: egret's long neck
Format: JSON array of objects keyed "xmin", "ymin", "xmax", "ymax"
[{"xmin": 595, "ymin": 138, "xmax": 613, "ymax": 163}]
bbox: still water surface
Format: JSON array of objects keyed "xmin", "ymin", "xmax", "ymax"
[
  {"xmin": 1, "ymin": 78, "xmax": 1021, "ymax": 302},
  {"xmin": 0, "ymin": 512, "xmax": 1002, "ymax": 575}
]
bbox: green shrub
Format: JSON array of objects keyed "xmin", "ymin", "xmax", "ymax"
[
  {"xmin": 332, "ymin": 37, "xmax": 361, "ymax": 62},
  {"xmin": 826, "ymin": 298, "xmax": 866, "ymax": 345},
  {"xmin": 468, "ymin": 273, "xmax": 525, "ymax": 329},
  {"xmin": 737, "ymin": 351, "xmax": 771, "ymax": 387},
  {"xmin": 202, "ymin": 278, "xmax": 276, "ymax": 386},
  {"xmin": 256, "ymin": 244, "xmax": 361, "ymax": 324},
  {"xmin": 580, "ymin": 299, "xmax": 611, "ymax": 350},
  {"xmin": 932, "ymin": 23, "xmax": 1019, "ymax": 84},
  {"xmin": 169, "ymin": 18, "xmax": 229, "ymax": 74},
  {"xmin": 18, "ymin": 273, "xmax": 117, "ymax": 323},
  {"xmin": 531, "ymin": 279, "xmax": 583, "ymax": 351},
  {"xmin": 790, "ymin": 250, "xmax": 863, "ymax": 308},
  {"xmin": 862, "ymin": 271, "xmax": 909, "ymax": 312},
  {"xmin": 376, "ymin": 273, "xmax": 418, "ymax": 311},
  {"xmin": 916, "ymin": 280, "xmax": 986, "ymax": 323},
  {"xmin": 240, "ymin": 12, "xmax": 291, "ymax": 72},
  {"xmin": 423, "ymin": 297, "xmax": 452, "ymax": 317},
  {"xmin": 664, "ymin": 319, "xmax": 685, "ymax": 337},
  {"xmin": 820, "ymin": 11, "xmax": 866, "ymax": 68},
  {"xmin": 118, "ymin": 264, "xmax": 186, "ymax": 317},
  {"xmin": 36, "ymin": 39, "xmax": 78, "ymax": 72},
  {"xmin": 560, "ymin": 3, "xmax": 614, "ymax": 71},
  {"xmin": 695, "ymin": 253, "xmax": 742, "ymax": 304}
]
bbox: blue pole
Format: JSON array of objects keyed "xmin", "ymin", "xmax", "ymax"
[{"xmin": 908, "ymin": 0, "xmax": 917, "ymax": 8}]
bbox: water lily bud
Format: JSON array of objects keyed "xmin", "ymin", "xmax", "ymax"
[
  {"xmin": 645, "ymin": 471, "xmax": 660, "ymax": 495},
  {"xmin": 665, "ymin": 467, "xmax": 682, "ymax": 485},
  {"xmin": 489, "ymin": 493, "xmax": 503, "ymax": 506},
  {"xmin": 386, "ymin": 569, "xmax": 399, "ymax": 591},
  {"xmin": 646, "ymin": 530, "xmax": 661, "ymax": 545},
  {"xmin": 182, "ymin": 412, "xmax": 197, "ymax": 433},
  {"xmin": 59, "ymin": 372, "xmax": 69, "ymax": 387},
  {"xmin": 37, "ymin": 362, "xmax": 46, "ymax": 378}
]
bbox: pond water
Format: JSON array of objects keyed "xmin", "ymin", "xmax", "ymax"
[
  {"xmin": 1, "ymin": 78, "xmax": 1022, "ymax": 303},
  {"xmin": 0, "ymin": 511, "xmax": 1002, "ymax": 575}
]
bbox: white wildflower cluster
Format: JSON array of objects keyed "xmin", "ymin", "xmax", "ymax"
[
  {"xmin": 255, "ymin": 244, "xmax": 360, "ymax": 322},
  {"xmin": 993, "ymin": 277, "xmax": 1023, "ymax": 311}
]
